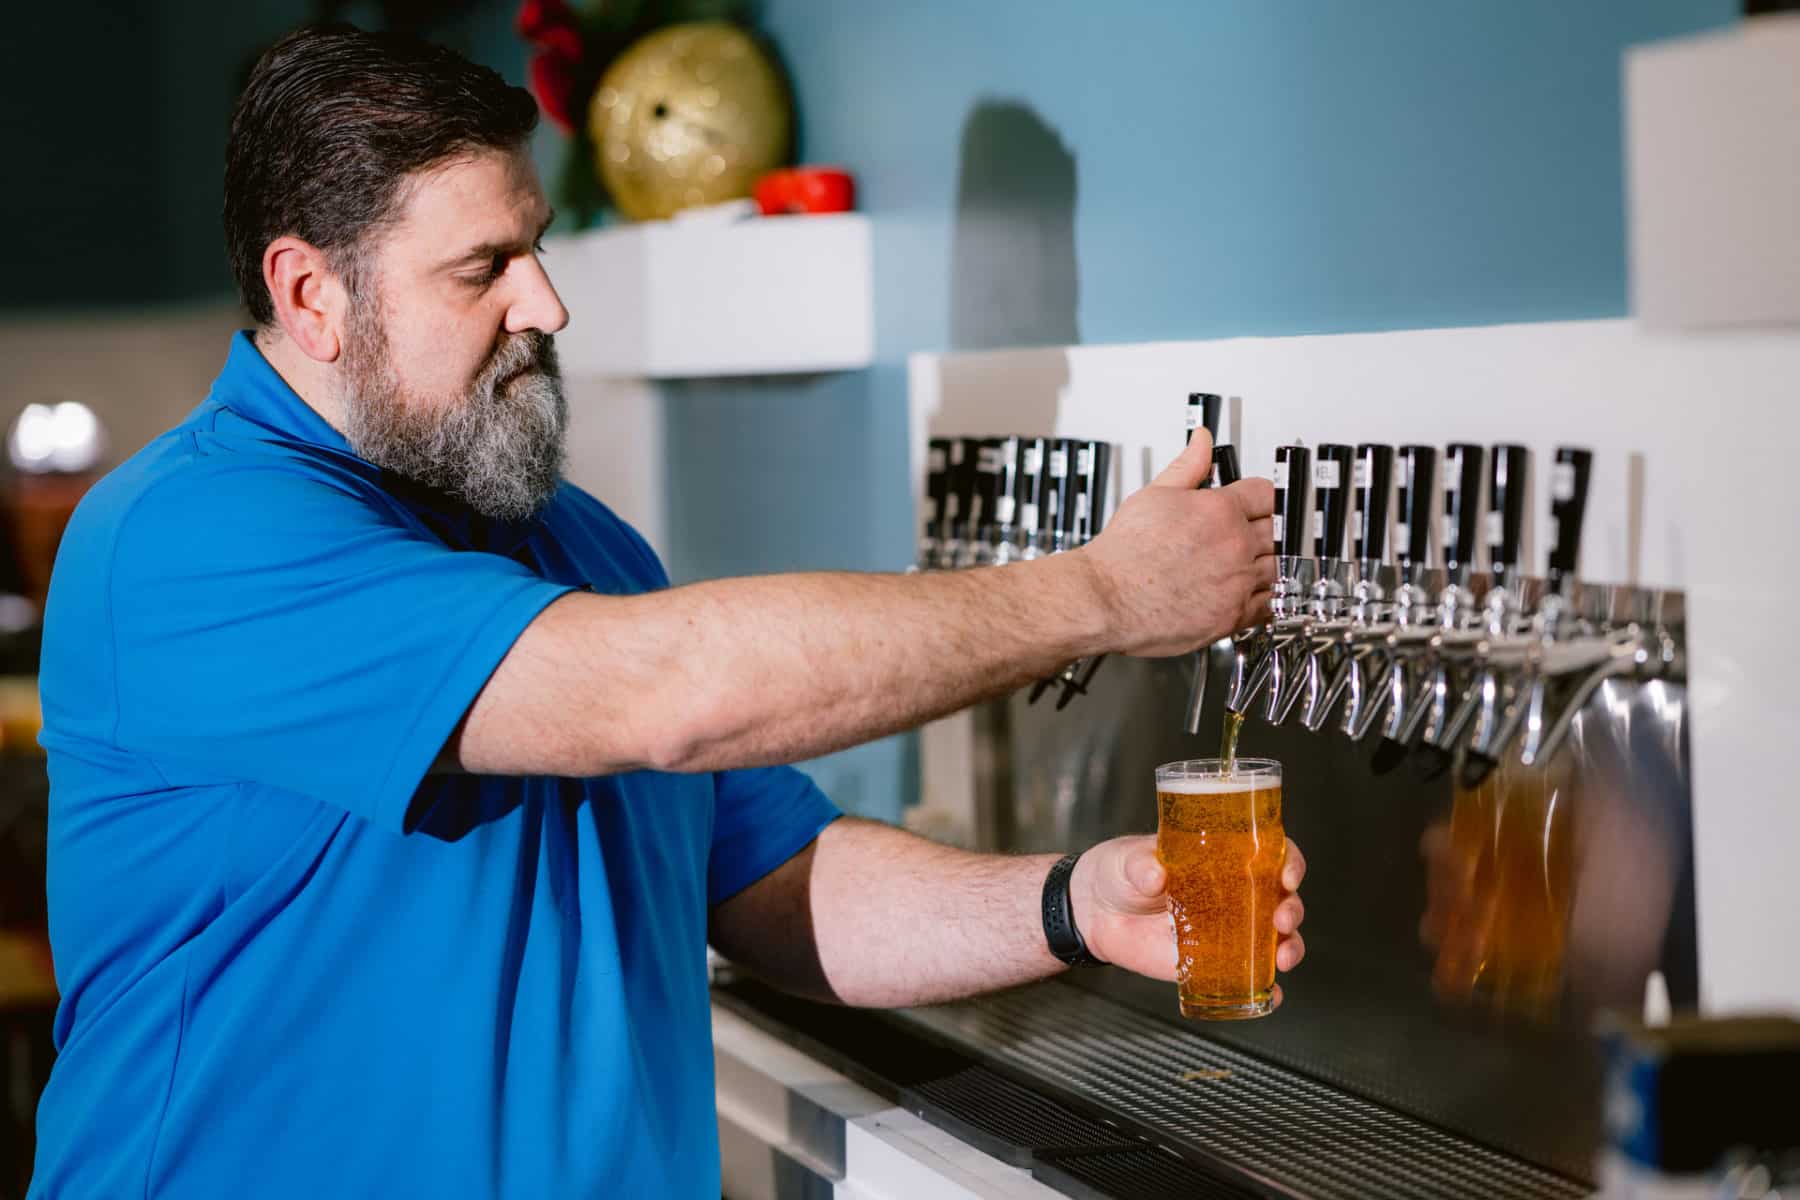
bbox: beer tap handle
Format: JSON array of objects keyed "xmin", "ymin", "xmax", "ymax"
[
  {"xmin": 1353, "ymin": 444, "xmax": 1395, "ymax": 565},
  {"xmin": 1073, "ymin": 440, "xmax": 1112, "ymax": 543},
  {"xmin": 973, "ymin": 437, "xmax": 1005, "ymax": 540},
  {"xmin": 1313, "ymin": 444, "xmax": 1355, "ymax": 562},
  {"xmin": 1486, "ymin": 444, "xmax": 1529, "ymax": 587},
  {"xmin": 990, "ymin": 435, "xmax": 1022, "ymax": 540},
  {"xmin": 1443, "ymin": 443, "xmax": 1487, "ymax": 579},
  {"xmin": 1186, "ymin": 393, "xmax": 1223, "ymax": 446},
  {"xmin": 948, "ymin": 437, "xmax": 980, "ymax": 553},
  {"xmin": 1273, "ymin": 444, "xmax": 1313, "ymax": 559},
  {"xmin": 1180, "ymin": 442, "xmax": 1244, "ymax": 732},
  {"xmin": 1049, "ymin": 437, "xmax": 1078, "ymax": 552},
  {"xmin": 922, "ymin": 438, "xmax": 951, "ymax": 565},
  {"xmin": 1546, "ymin": 447, "xmax": 1594, "ymax": 595},
  {"xmin": 1396, "ymin": 445, "xmax": 1437, "ymax": 576},
  {"xmin": 1210, "ymin": 444, "xmax": 1241, "ymax": 488}
]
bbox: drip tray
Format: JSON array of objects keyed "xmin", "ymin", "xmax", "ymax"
[{"xmin": 714, "ymin": 977, "xmax": 1589, "ymax": 1200}]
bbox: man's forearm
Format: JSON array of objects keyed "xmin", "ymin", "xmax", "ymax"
[
  {"xmin": 459, "ymin": 553, "xmax": 1111, "ymax": 777},
  {"xmin": 804, "ymin": 817, "xmax": 1067, "ymax": 1008}
]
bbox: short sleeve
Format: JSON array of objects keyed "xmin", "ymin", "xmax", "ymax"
[
  {"xmin": 108, "ymin": 460, "xmax": 575, "ymax": 832},
  {"xmin": 708, "ymin": 765, "xmax": 842, "ymax": 906}
]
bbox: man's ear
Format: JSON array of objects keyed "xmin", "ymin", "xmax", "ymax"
[{"xmin": 263, "ymin": 236, "xmax": 351, "ymax": 363}]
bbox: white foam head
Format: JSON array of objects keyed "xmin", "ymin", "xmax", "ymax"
[{"xmin": 1156, "ymin": 773, "xmax": 1277, "ymax": 794}]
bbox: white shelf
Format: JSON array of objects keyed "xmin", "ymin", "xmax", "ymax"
[{"xmin": 541, "ymin": 212, "xmax": 874, "ymax": 379}]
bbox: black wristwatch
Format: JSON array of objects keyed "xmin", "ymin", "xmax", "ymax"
[{"xmin": 1042, "ymin": 853, "xmax": 1106, "ymax": 967}]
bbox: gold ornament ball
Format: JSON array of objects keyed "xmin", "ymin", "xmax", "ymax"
[{"xmin": 588, "ymin": 22, "xmax": 793, "ymax": 221}]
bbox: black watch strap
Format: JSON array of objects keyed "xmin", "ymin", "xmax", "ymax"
[{"xmin": 1042, "ymin": 853, "xmax": 1106, "ymax": 967}]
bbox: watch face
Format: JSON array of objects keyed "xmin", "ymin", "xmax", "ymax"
[{"xmin": 590, "ymin": 22, "xmax": 792, "ymax": 220}]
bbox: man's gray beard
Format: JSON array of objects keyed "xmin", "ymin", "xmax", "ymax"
[{"xmin": 339, "ymin": 312, "xmax": 567, "ymax": 522}]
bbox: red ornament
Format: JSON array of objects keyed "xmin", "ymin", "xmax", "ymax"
[
  {"xmin": 516, "ymin": 0, "xmax": 586, "ymax": 133},
  {"xmin": 753, "ymin": 167, "xmax": 857, "ymax": 216}
]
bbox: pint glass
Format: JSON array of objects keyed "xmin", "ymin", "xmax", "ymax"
[{"xmin": 1155, "ymin": 758, "xmax": 1285, "ymax": 1020}]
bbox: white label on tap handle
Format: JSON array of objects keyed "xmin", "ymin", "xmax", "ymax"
[
  {"xmin": 1395, "ymin": 520, "xmax": 1410, "ymax": 550},
  {"xmin": 1272, "ymin": 514, "xmax": 1285, "ymax": 545},
  {"xmin": 995, "ymin": 496, "xmax": 1016, "ymax": 526},
  {"xmin": 1049, "ymin": 449, "xmax": 1068, "ymax": 478},
  {"xmin": 1023, "ymin": 444, "xmax": 1043, "ymax": 475},
  {"xmin": 1552, "ymin": 462, "xmax": 1576, "ymax": 503},
  {"xmin": 1486, "ymin": 510, "xmax": 1504, "ymax": 548},
  {"xmin": 1313, "ymin": 511, "xmax": 1325, "ymax": 542},
  {"xmin": 1315, "ymin": 461, "xmax": 1341, "ymax": 489},
  {"xmin": 1076, "ymin": 447, "xmax": 1093, "ymax": 475},
  {"xmin": 1354, "ymin": 460, "xmax": 1370, "ymax": 488},
  {"xmin": 1272, "ymin": 462, "xmax": 1290, "ymax": 488}
]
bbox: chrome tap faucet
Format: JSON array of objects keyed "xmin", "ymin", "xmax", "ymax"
[
  {"xmin": 1335, "ymin": 443, "xmax": 1398, "ymax": 739},
  {"xmin": 1459, "ymin": 445, "xmax": 1535, "ymax": 786},
  {"xmin": 1414, "ymin": 443, "xmax": 1489, "ymax": 778},
  {"xmin": 1260, "ymin": 443, "xmax": 1317, "ymax": 726}
]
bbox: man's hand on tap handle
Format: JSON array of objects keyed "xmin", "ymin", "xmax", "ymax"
[{"xmin": 1078, "ymin": 429, "xmax": 1276, "ymax": 657}]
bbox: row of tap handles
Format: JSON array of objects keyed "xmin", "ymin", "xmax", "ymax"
[
  {"xmin": 915, "ymin": 431, "xmax": 1124, "ymax": 707},
  {"xmin": 918, "ymin": 394, "xmax": 1684, "ymax": 779},
  {"xmin": 917, "ymin": 435, "xmax": 1114, "ymax": 570}
]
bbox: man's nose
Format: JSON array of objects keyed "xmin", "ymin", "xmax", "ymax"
[{"xmin": 506, "ymin": 254, "xmax": 570, "ymax": 336}]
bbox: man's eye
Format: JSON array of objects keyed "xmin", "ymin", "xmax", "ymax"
[{"xmin": 486, "ymin": 253, "xmax": 509, "ymax": 281}]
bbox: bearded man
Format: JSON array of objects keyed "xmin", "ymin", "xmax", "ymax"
[{"xmin": 27, "ymin": 24, "xmax": 1303, "ymax": 1200}]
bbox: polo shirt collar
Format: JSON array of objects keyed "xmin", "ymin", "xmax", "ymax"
[
  {"xmin": 213, "ymin": 330, "xmax": 358, "ymax": 458},
  {"xmin": 211, "ymin": 331, "xmax": 545, "ymax": 557}
]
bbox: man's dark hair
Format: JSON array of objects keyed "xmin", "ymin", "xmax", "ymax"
[{"xmin": 224, "ymin": 25, "xmax": 539, "ymax": 325}]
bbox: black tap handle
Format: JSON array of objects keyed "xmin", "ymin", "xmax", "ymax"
[
  {"xmin": 1486, "ymin": 444, "xmax": 1529, "ymax": 583},
  {"xmin": 947, "ymin": 437, "xmax": 979, "ymax": 536},
  {"xmin": 1050, "ymin": 437, "xmax": 1079, "ymax": 544},
  {"xmin": 1313, "ymin": 443, "xmax": 1355, "ymax": 561},
  {"xmin": 1210, "ymin": 444, "xmax": 1241, "ymax": 488},
  {"xmin": 1186, "ymin": 393, "xmax": 1223, "ymax": 446},
  {"xmin": 1013, "ymin": 436, "xmax": 1047, "ymax": 540},
  {"xmin": 1443, "ymin": 443, "xmax": 1486, "ymax": 576},
  {"xmin": 973, "ymin": 437, "xmax": 1005, "ymax": 533},
  {"xmin": 1273, "ymin": 444, "xmax": 1312, "ymax": 558},
  {"xmin": 925, "ymin": 437, "xmax": 952, "ymax": 536},
  {"xmin": 1073, "ymin": 440, "xmax": 1111, "ymax": 542},
  {"xmin": 991, "ymin": 435, "xmax": 1022, "ymax": 533},
  {"xmin": 1547, "ymin": 447, "xmax": 1594, "ymax": 592},
  {"xmin": 1396, "ymin": 445, "xmax": 1437, "ymax": 574},
  {"xmin": 1030, "ymin": 438, "xmax": 1057, "ymax": 543},
  {"xmin": 1353, "ymin": 443, "xmax": 1395, "ymax": 563}
]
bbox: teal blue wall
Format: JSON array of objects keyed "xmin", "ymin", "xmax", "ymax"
[{"xmin": 661, "ymin": 0, "xmax": 1736, "ymax": 822}]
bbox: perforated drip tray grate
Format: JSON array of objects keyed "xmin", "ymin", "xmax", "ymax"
[
  {"xmin": 889, "ymin": 984, "xmax": 1590, "ymax": 1200},
  {"xmin": 715, "ymin": 977, "xmax": 1591, "ymax": 1200}
]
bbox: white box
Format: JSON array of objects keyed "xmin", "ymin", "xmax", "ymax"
[
  {"xmin": 540, "ymin": 212, "xmax": 874, "ymax": 378},
  {"xmin": 1625, "ymin": 15, "xmax": 1800, "ymax": 329}
]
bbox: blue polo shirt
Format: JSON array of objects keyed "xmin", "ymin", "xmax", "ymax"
[{"xmin": 29, "ymin": 333, "xmax": 841, "ymax": 1198}]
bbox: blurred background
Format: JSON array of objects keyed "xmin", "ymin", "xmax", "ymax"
[{"xmin": 0, "ymin": 1, "xmax": 1774, "ymax": 1195}]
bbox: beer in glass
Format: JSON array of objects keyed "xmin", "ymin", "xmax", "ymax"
[{"xmin": 1155, "ymin": 758, "xmax": 1284, "ymax": 1020}]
